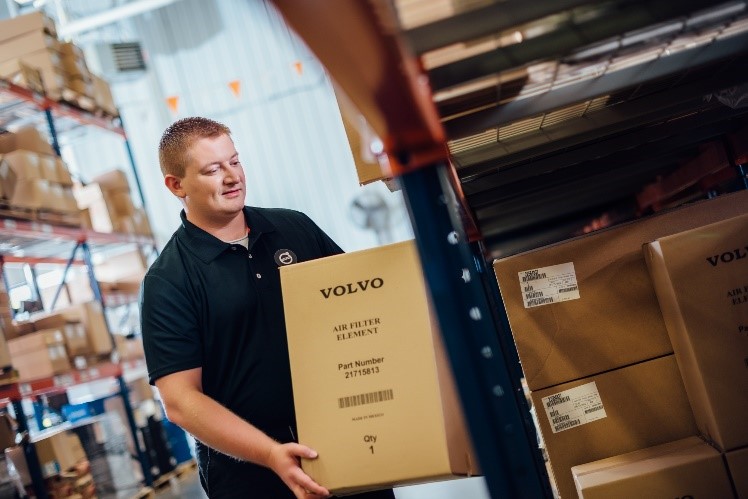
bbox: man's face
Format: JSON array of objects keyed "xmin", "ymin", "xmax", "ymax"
[{"xmin": 173, "ymin": 133, "xmax": 246, "ymax": 221}]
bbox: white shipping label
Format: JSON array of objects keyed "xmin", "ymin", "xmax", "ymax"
[
  {"xmin": 542, "ymin": 381, "xmax": 607, "ymax": 433},
  {"xmin": 518, "ymin": 262, "xmax": 580, "ymax": 308}
]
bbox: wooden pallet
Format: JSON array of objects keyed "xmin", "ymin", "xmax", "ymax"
[
  {"xmin": 151, "ymin": 459, "xmax": 198, "ymax": 491},
  {"xmin": 129, "ymin": 486, "xmax": 156, "ymax": 499}
]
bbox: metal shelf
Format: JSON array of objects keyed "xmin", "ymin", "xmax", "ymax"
[{"xmin": 0, "ymin": 78, "xmax": 124, "ymax": 137}]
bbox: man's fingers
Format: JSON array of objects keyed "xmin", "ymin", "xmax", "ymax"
[
  {"xmin": 287, "ymin": 442, "xmax": 320, "ymax": 459},
  {"xmin": 295, "ymin": 473, "xmax": 329, "ymax": 496}
]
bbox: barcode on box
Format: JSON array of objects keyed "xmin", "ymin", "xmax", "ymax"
[{"xmin": 338, "ymin": 388, "xmax": 394, "ymax": 409}]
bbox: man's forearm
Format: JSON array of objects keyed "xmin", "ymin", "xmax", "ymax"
[{"xmin": 166, "ymin": 389, "xmax": 278, "ymax": 467}]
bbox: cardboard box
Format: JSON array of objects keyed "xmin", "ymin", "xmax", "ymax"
[
  {"xmin": 0, "ymin": 11, "xmax": 56, "ymax": 44},
  {"xmin": 0, "ymin": 59, "xmax": 44, "ymax": 93},
  {"xmin": 531, "ymin": 355, "xmax": 698, "ymax": 499},
  {"xmin": 91, "ymin": 74, "xmax": 117, "ymax": 116},
  {"xmin": 645, "ymin": 214, "xmax": 748, "ymax": 451},
  {"xmin": 5, "ymin": 178, "xmax": 50, "ymax": 209},
  {"xmin": 33, "ymin": 431, "xmax": 86, "ymax": 477},
  {"xmin": 0, "ymin": 127, "xmax": 54, "ymax": 155},
  {"xmin": 8, "ymin": 328, "xmax": 71, "ymax": 380},
  {"xmin": 38, "ymin": 153, "xmax": 59, "ymax": 183},
  {"xmin": 115, "ymin": 334, "xmax": 145, "ymax": 361},
  {"xmin": 0, "ymin": 30, "xmax": 60, "ymax": 62},
  {"xmin": 73, "ymin": 183, "xmax": 115, "ymax": 233},
  {"xmin": 63, "ymin": 322, "xmax": 90, "ymax": 357},
  {"xmin": 91, "ymin": 169, "xmax": 130, "ymax": 192},
  {"xmin": 106, "ymin": 190, "xmax": 136, "ymax": 217},
  {"xmin": 0, "ymin": 150, "xmax": 45, "ymax": 202},
  {"xmin": 62, "ymin": 301, "xmax": 112, "ymax": 355},
  {"xmin": 281, "ymin": 241, "xmax": 477, "ymax": 494},
  {"xmin": 726, "ymin": 446, "xmax": 748, "ymax": 498},
  {"xmin": 494, "ymin": 190, "xmax": 748, "ymax": 391},
  {"xmin": 31, "ymin": 312, "xmax": 68, "ymax": 331},
  {"xmin": 571, "ymin": 437, "xmax": 733, "ymax": 498},
  {"xmin": 0, "ymin": 49, "xmax": 65, "ymax": 96}
]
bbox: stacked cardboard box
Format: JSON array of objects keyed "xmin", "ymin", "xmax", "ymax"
[
  {"xmin": 0, "ymin": 127, "xmax": 77, "ymax": 216},
  {"xmin": 0, "ymin": 12, "xmax": 65, "ymax": 98},
  {"xmin": 493, "ymin": 190, "xmax": 748, "ymax": 498},
  {"xmin": 644, "ymin": 213, "xmax": 748, "ymax": 495},
  {"xmin": 0, "ymin": 13, "xmax": 117, "ymax": 115},
  {"xmin": 571, "ymin": 437, "xmax": 734, "ymax": 498},
  {"xmin": 281, "ymin": 240, "xmax": 477, "ymax": 495},
  {"xmin": 74, "ymin": 169, "xmax": 150, "ymax": 236},
  {"xmin": 7, "ymin": 328, "xmax": 71, "ymax": 381}
]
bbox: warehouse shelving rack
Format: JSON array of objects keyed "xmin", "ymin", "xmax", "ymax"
[
  {"xmin": 270, "ymin": 1, "xmax": 748, "ymax": 498},
  {"xmin": 1, "ymin": 77, "xmax": 156, "ymax": 497}
]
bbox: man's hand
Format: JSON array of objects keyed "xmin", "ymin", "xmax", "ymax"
[{"xmin": 267, "ymin": 442, "xmax": 331, "ymax": 498}]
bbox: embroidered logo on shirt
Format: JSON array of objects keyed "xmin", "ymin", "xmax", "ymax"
[{"xmin": 274, "ymin": 249, "xmax": 298, "ymax": 266}]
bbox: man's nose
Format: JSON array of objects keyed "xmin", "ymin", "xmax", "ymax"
[{"xmin": 223, "ymin": 165, "xmax": 240, "ymax": 183}]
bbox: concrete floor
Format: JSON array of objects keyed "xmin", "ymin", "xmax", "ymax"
[{"xmin": 153, "ymin": 470, "xmax": 490, "ymax": 499}]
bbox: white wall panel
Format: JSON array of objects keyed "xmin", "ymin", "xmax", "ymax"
[{"xmin": 65, "ymin": 0, "xmax": 412, "ymax": 251}]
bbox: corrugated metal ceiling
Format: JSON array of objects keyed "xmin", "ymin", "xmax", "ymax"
[{"xmin": 391, "ymin": 0, "xmax": 748, "ymax": 256}]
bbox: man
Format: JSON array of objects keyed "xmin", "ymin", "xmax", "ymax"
[{"xmin": 141, "ymin": 117, "xmax": 396, "ymax": 499}]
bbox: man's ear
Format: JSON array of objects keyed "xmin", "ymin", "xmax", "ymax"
[{"xmin": 164, "ymin": 174, "xmax": 185, "ymax": 198}]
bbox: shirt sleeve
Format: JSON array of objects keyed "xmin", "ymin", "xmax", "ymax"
[{"xmin": 140, "ymin": 272, "xmax": 203, "ymax": 385}]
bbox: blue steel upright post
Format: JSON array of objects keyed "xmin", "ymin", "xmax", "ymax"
[{"xmin": 399, "ymin": 162, "xmax": 550, "ymax": 499}]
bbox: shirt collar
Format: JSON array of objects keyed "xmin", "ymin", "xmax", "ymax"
[{"xmin": 177, "ymin": 207, "xmax": 277, "ymax": 263}]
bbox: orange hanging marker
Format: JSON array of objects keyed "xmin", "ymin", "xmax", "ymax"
[
  {"xmin": 228, "ymin": 80, "xmax": 241, "ymax": 98},
  {"xmin": 166, "ymin": 95, "xmax": 179, "ymax": 113}
]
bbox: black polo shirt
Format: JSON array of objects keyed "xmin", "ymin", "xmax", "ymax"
[{"xmin": 140, "ymin": 206, "xmax": 342, "ymax": 435}]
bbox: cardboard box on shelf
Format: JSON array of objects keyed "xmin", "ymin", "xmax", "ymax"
[
  {"xmin": 63, "ymin": 322, "xmax": 90, "ymax": 357},
  {"xmin": 530, "ymin": 355, "xmax": 698, "ymax": 499},
  {"xmin": 106, "ymin": 190, "xmax": 136, "ymax": 217},
  {"xmin": 0, "ymin": 150, "xmax": 43, "ymax": 200},
  {"xmin": 114, "ymin": 334, "xmax": 145, "ymax": 362},
  {"xmin": 91, "ymin": 169, "xmax": 130, "ymax": 192},
  {"xmin": 0, "ymin": 49, "xmax": 65, "ymax": 96},
  {"xmin": 91, "ymin": 74, "xmax": 117, "ymax": 116},
  {"xmin": 571, "ymin": 437, "xmax": 733, "ymax": 499},
  {"xmin": 0, "ymin": 11, "xmax": 56, "ymax": 44},
  {"xmin": 62, "ymin": 301, "xmax": 112, "ymax": 355},
  {"xmin": 281, "ymin": 241, "xmax": 478, "ymax": 495},
  {"xmin": 31, "ymin": 312, "xmax": 68, "ymax": 331},
  {"xmin": 73, "ymin": 183, "xmax": 115, "ymax": 233},
  {"xmin": 645, "ymin": 214, "xmax": 748, "ymax": 451},
  {"xmin": 726, "ymin": 446, "xmax": 748, "ymax": 498},
  {"xmin": 38, "ymin": 154, "xmax": 59, "ymax": 183},
  {"xmin": 33, "ymin": 431, "xmax": 86, "ymax": 477},
  {"xmin": 59, "ymin": 42, "xmax": 90, "ymax": 79},
  {"xmin": 0, "ymin": 127, "xmax": 55, "ymax": 155},
  {"xmin": 5, "ymin": 178, "xmax": 50, "ymax": 209},
  {"xmin": 0, "ymin": 59, "xmax": 44, "ymax": 93},
  {"xmin": 493, "ymin": 189, "xmax": 748, "ymax": 391},
  {"xmin": 8, "ymin": 328, "xmax": 71, "ymax": 380},
  {"xmin": 65, "ymin": 75, "xmax": 94, "ymax": 97},
  {"xmin": 0, "ymin": 30, "xmax": 60, "ymax": 62}
]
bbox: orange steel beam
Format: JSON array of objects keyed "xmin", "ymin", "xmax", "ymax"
[{"xmin": 270, "ymin": 0, "xmax": 447, "ymax": 175}]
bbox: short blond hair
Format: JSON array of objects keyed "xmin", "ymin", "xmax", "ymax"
[{"xmin": 158, "ymin": 117, "xmax": 231, "ymax": 177}]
